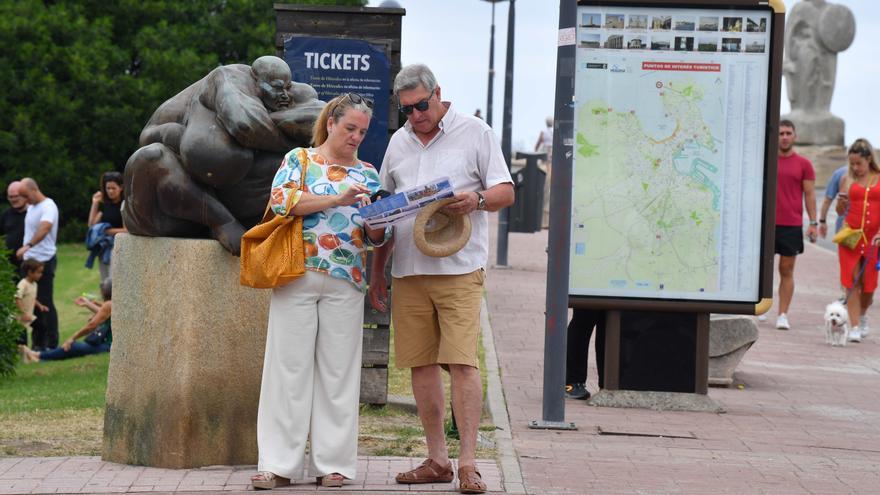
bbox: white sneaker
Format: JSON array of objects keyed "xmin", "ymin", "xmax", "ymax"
[
  {"xmin": 775, "ymin": 314, "xmax": 790, "ymax": 330},
  {"xmin": 849, "ymin": 327, "xmax": 862, "ymax": 343},
  {"xmin": 757, "ymin": 314, "xmax": 768, "ymax": 322},
  {"xmin": 859, "ymin": 316, "xmax": 870, "ymax": 338}
]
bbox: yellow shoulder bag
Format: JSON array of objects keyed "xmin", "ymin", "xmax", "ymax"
[{"xmin": 239, "ymin": 162, "xmax": 308, "ymax": 289}]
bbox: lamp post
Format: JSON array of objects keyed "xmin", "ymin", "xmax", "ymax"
[
  {"xmin": 480, "ymin": 0, "xmax": 506, "ymax": 128},
  {"xmin": 498, "ymin": 0, "xmax": 515, "ymax": 266}
]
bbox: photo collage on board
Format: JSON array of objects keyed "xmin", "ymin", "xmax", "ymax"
[{"xmin": 577, "ymin": 10, "xmax": 768, "ymax": 54}]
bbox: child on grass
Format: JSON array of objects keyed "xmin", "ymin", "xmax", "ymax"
[{"xmin": 15, "ymin": 259, "xmax": 47, "ymax": 348}]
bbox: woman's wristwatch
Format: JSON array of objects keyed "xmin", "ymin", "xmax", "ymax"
[{"xmin": 809, "ymin": 221, "xmax": 819, "ymax": 226}]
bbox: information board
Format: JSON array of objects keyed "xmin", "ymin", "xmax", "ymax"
[
  {"xmin": 569, "ymin": 3, "xmax": 777, "ymax": 305},
  {"xmin": 283, "ymin": 37, "xmax": 391, "ymax": 169}
]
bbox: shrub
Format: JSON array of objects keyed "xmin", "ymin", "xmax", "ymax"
[{"xmin": 0, "ymin": 249, "xmax": 25, "ymax": 378}]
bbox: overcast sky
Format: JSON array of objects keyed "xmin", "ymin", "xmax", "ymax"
[{"xmin": 370, "ymin": 0, "xmax": 878, "ymax": 151}]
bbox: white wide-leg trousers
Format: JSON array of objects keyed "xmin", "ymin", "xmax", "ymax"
[{"xmin": 256, "ymin": 271, "xmax": 364, "ymax": 480}]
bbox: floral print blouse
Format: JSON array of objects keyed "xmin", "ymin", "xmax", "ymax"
[{"xmin": 270, "ymin": 147, "xmax": 386, "ymax": 292}]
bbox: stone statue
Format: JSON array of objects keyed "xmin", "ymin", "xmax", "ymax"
[
  {"xmin": 123, "ymin": 56, "xmax": 325, "ymax": 255},
  {"xmin": 782, "ymin": 0, "xmax": 855, "ymax": 146}
]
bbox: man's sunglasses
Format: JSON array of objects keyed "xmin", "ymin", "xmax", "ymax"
[
  {"xmin": 346, "ymin": 92, "xmax": 374, "ymax": 109},
  {"xmin": 399, "ymin": 95, "xmax": 432, "ymax": 115}
]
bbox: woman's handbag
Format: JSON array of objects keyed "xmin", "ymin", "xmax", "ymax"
[
  {"xmin": 832, "ymin": 224, "xmax": 863, "ymax": 250},
  {"xmin": 239, "ymin": 163, "xmax": 308, "ymax": 289},
  {"xmin": 832, "ymin": 179, "xmax": 873, "ymax": 250}
]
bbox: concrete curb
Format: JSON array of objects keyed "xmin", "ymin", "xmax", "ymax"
[
  {"xmin": 588, "ymin": 389, "xmax": 726, "ymax": 413},
  {"xmin": 480, "ymin": 297, "xmax": 526, "ymax": 494}
]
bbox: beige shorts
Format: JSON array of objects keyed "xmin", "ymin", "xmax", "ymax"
[{"xmin": 391, "ymin": 269, "xmax": 485, "ymax": 369}]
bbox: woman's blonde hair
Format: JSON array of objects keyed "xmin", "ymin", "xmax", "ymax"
[
  {"xmin": 311, "ymin": 93, "xmax": 373, "ymax": 147},
  {"xmin": 848, "ymin": 138, "xmax": 880, "ymax": 179}
]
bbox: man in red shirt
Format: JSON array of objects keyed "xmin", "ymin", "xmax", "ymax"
[{"xmin": 767, "ymin": 120, "xmax": 817, "ymax": 330}]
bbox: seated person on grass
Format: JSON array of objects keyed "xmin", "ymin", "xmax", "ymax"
[{"xmin": 19, "ymin": 278, "xmax": 113, "ymax": 363}]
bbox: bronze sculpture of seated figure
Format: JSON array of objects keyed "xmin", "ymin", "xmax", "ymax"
[{"xmin": 123, "ymin": 55, "xmax": 325, "ymax": 255}]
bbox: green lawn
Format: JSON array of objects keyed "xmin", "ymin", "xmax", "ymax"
[
  {"xmin": 1, "ymin": 243, "xmax": 106, "ymax": 455},
  {"xmin": 2, "ymin": 244, "xmax": 106, "ymax": 413},
  {"xmin": 0, "ymin": 244, "xmax": 495, "ymax": 460}
]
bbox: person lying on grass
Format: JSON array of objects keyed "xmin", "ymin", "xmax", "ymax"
[{"xmin": 19, "ymin": 278, "xmax": 113, "ymax": 363}]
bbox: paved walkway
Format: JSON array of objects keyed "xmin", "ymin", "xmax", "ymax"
[
  {"xmin": 485, "ymin": 221, "xmax": 880, "ymax": 494},
  {"xmin": 0, "ymin": 458, "xmax": 502, "ymax": 494},
  {"xmin": 6, "ymin": 211, "xmax": 880, "ymax": 494}
]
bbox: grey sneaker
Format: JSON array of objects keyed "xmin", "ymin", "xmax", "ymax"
[{"xmin": 565, "ymin": 383, "xmax": 591, "ymax": 400}]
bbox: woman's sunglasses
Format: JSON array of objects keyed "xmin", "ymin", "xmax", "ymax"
[
  {"xmin": 398, "ymin": 95, "xmax": 432, "ymax": 115},
  {"xmin": 346, "ymin": 92, "xmax": 374, "ymax": 109}
]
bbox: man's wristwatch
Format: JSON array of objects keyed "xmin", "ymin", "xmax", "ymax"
[
  {"xmin": 25, "ymin": 242, "xmax": 33, "ymax": 248},
  {"xmin": 819, "ymin": 219, "xmax": 827, "ymax": 224},
  {"xmin": 475, "ymin": 191, "xmax": 487, "ymax": 210}
]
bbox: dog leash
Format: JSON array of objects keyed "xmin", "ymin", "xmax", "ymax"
[{"xmin": 842, "ymin": 244, "xmax": 880, "ymax": 304}]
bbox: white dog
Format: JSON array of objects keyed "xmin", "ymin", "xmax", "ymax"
[{"xmin": 824, "ymin": 301, "xmax": 849, "ymax": 347}]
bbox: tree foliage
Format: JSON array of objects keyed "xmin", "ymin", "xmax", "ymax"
[{"xmin": 0, "ymin": 0, "xmax": 365, "ymax": 241}]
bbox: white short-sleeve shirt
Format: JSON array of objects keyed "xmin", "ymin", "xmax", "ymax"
[
  {"xmin": 23, "ymin": 198, "xmax": 59, "ymax": 262},
  {"xmin": 380, "ymin": 103, "xmax": 513, "ymax": 278}
]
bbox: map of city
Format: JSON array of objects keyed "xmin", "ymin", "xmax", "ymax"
[{"xmin": 570, "ymin": 65, "xmax": 727, "ymax": 297}]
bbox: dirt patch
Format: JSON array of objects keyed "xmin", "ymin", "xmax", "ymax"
[
  {"xmin": 0, "ymin": 408, "xmax": 104, "ymax": 457},
  {"xmin": 1, "ymin": 405, "xmax": 497, "ymax": 461},
  {"xmin": 358, "ymin": 406, "xmax": 497, "ymax": 459}
]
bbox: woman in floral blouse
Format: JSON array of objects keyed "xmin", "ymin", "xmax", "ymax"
[{"xmin": 252, "ymin": 93, "xmax": 388, "ymax": 490}]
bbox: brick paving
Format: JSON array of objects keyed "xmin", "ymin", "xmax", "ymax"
[
  {"xmin": 0, "ymin": 457, "xmax": 501, "ymax": 494},
  {"xmin": 485, "ymin": 219, "xmax": 880, "ymax": 494},
  {"xmin": 8, "ymin": 210, "xmax": 880, "ymax": 494}
]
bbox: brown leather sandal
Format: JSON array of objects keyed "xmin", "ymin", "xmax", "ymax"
[
  {"xmin": 458, "ymin": 465, "xmax": 487, "ymax": 494},
  {"xmin": 395, "ymin": 458, "xmax": 454, "ymax": 484},
  {"xmin": 316, "ymin": 473, "xmax": 345, "ymax": 487}
]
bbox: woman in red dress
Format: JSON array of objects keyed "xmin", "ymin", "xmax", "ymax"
[{"xmin": 837, "ymin": 138, "xmax": 880, "ymax": 341}]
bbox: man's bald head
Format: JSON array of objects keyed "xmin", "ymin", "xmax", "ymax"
[
  {"xmin": 19, "ymin": 178, "xmax": 42, "ymax": 205},
  {"xmin": 6, "ymin": 180, "xmax": 26, "ymax": 209},
  {"xmin": 21, "ymin": 177, "xmax": 39, "ymax": 191}
]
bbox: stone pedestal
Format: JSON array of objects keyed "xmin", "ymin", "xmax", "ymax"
[
  {"xmin": 783, "ymin": 110, "xmax": 845, "ymax": 149},
  {"xmin": 708, "ymin": 314, "xmax": 759, "ymax": 387},
  {"xmin": 103, "ymin": 235, "xmax": 271, "ymax": 468}
]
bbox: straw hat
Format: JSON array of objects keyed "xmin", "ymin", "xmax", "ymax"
[{"xmin": 413, "ymin": 198, "xmax": 472, "ymax": 257}]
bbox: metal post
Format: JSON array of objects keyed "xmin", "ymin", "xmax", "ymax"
[
  {"xmin": 487, "ymin": 1, "xmax": 496, "ymax": 127},
  {"xmin": 529, "ymin": 0, "xmax": 576, "ymax": 431},
  {"xmin": 495, "ymin": 0, "xmax": 515, "ymax": 267}
]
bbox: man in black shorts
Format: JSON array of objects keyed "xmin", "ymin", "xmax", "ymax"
[{"xmin": 765, "ymin": 121, "xmax": 817, "ymax": 330}]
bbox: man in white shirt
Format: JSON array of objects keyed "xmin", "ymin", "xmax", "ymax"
[
  {"xmin": 16, "ymin": 178, "xmax": 59, "ymax": 350},
  {"xmin": 369, "ymin": 64, "xmax": 514, "ymax": 494}
]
